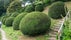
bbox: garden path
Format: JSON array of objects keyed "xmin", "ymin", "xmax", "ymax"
[{"xmin": 0, "ymin": 28, "xmax": 7, "ymax": 40}]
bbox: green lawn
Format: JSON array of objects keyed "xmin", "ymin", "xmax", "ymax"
[
  {"xmin": 2, "ymin": 25, "xmax": 49, "ymax": 40},
  {"xmin": 0, "ymin": 32, "xmax": 1, "ymax": 40},
  {"xmin": 2, "ymin": 25, "xmax": 22, "ymax": 40}
]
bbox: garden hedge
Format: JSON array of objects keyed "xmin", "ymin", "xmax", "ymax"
[
  {"xmin": 24, "ymin": 4, "xmax": 35, "ymax": 13},
  {"xmin": 11, "ymin": 12, "xmax": 19, "ymax": 17},
  {"xmin": 20, "ymin": 12, "xmax": 51, "ymax": 36},
  {"xmin": 48, "ymin": 1, "xmax": 67, "ymax": 19},
  {"xmin": 5, "ymin": 17, "xmax": 14, "ymax": 26},
  {"xmin": 1, "ymin": 16, "xmax": 6, "ymax": 25},
  {"xmin": 7, "ymin": 0, "xmax": 22, "ymax": 13},
  {"xmin": 13, "ymin": 12, "xmax": 27, "ymax": 30}
]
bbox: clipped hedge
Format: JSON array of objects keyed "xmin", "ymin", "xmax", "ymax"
[
  {"xmin": 1, "ymin": 16, "xmax": 6, "ymax": 25},
  {"xmin": 11, "ymin": 12, "xmax": 19, "ymax": 17},
  {"xmin": 20, "ymin": 12, "xmax": 51, "ymax": 36},
  {"xmin": 1, "ymin": 15, "xmax": 9, "ymax": 25},
  {"xmin": 13, "ymin": 12, "xmax": 27, "ymax": 30},
  {"xmin": 7, "ymin": 0, "xmax": 22, "ymax": 13},
  {"xmin": 48, "ymin": 1, "xmax": 67, "ymax": 19},
  {"xmin": 5, "ymin": 17, "xmax": 14, "ymax": 26},
  {"xmin": 24, "ymin": 4, "xmax": 35, "ymax": 13},
  {"xmin": 35, "ymin": 3, "xmax": 44, "ymax": 12}
]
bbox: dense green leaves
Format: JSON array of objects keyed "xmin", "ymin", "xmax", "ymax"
[
  {"xmin": 5, "ymin": 17, "xmax": 14, "ymax": 26},
  {"xmin": 48, "ymin": 1, "xmax": 67, "ymax": 19},
  {"xmin": 24, "ymin": 5, "xmax": 35, "ymax": 12},
  {"xmin": 13, "ymin": 12, "xmax": 27, "ymax": 30},
  {"xmin": 7, "ymin": 0, "xmax": 22, "ymax": 13},
  {"xmin": 61, "ymin": 20, "xmax": 71, "ymax": 40},
  {"xmin": 0, "ymin": 0, "xmax": 5, "ymax": 16},
  {"xmin": 35, "ymin": 3, "xmax": 44, "ymax": 12},
  {"xmin": 20, "ymin": 12, "xmax": 51, "ymax": 36}
]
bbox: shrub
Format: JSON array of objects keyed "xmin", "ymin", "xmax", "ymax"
[
  {"xmin": 43, "ymin": 0, "xmax": 50, "ymax": 4},
  {"xmin": 48, "ymin": 1, "xmax": 67, "ymax": 19},
  {"xmin": 13, "ymin": 12, "xmax": 27, "ymax": 30},
  {"xmin": 11, "ymin": 12, "xmax": 19, "ymax": 17},
  {"xmin": 7, "ymin": 0, "xmax": 22, "ymax": 13},
  {"xmin": 24, "ymin": 4, "xmax": 35, "ymax": 13},
  {"xmin": 54, "ymin": 0, "xmax": 71, "ymax": 2},
  {"xmin": 35, "ymin": 2, "xmax": 44, "ymax": 12},
  {"xmin": 20, "ymin": 12, "xmax": 51, "ymax": 36},
  {"xmin": 1, "ymin": 16, "xmax": 6, "ymax": 25},
  {"xmin": 1, "ymin": 15, "xmax": 9, "ymax": 25},
  {"xmin": 5, "ymin": 17, "xmax": 14, "ymax": 26}
]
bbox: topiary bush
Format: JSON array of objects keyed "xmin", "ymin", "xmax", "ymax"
[
  {"xmin": 1, "ymin": 15, "xmax": 9, "ymax": 25},
  {"xmin": 43, "ymin": 0, "xmax": 51, "ymax": 7},
  {"xmin": 35, "ymin": 2, "xmax": 44, "ymax": 12},
  {"xmin": 11, "ymin": 12, "xmax": 19, "ymax": 17},
  {"xmin": 5, "ymin": 17, "xmax": 14, "ymax": 26},
  {"xmin": 1, "ymin": 16, "xmax": 6, "ymax": 25},
  {"xmin": 20, "ymin": 12, "xmax": 51, "ymax": 36},
  {"xmin": 48, "ymin": 1, "xmax": 67, "ymax": 19},
  {"xmin": 7, "ymin": 0, "xmax": 22, "ymax": 14},
  {"xmin": 24, "ymin": 4, "xmax": 35, "ymax": 13},
  {"xmin": 13, "ymin": 12, "xmax": 27, "ymax": 30}
]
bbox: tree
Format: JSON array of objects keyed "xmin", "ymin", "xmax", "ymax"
[{"xmin": 0, "ymin": 0, "xmax": 5, "ymax": 16}]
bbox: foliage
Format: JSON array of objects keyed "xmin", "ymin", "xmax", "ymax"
[
  {"xmin": 1, "ymin": 15, "xmax": 9, "ymax": 25},
  {"xmin": 11, "ymin": 12, "xmax": 19, "ymax": 17},
  {"xmin": 0, "ymin": 0, "xmax": 5, "ymax": 16},
  {"xmin": 61, "ymin": 20, "xmax": 71, "ymax": 40},
  {"xmin": 20, "ymin": 12, "xmax": 51, "ymax": 36},
  {"xmin": 54, "ymin": 0, "xmax": 71, "ymax": 2},
  {"xmin": 7, "ymin": 0, "xmax": 22, "ymax": 13},
  {"xmin": 13, "ymin": 12, "xmax": 27, "ymax": 30},
  {"xmin": 48, "ymin": 1, "xmax": 67, "ymax": 19},
  {"xmin": 4, "ymin": 0, "xmax": 13, "ymax": 10},
  {"xmin": 43, "ymin": 0, "xmax": 51, "ymax": 4},
  {"xmin": 35, "ymin": 2, "xmax": 44, "ymax": 12},
  {"xmin": 2, "ymin": 25, "xmax": 22, "ymax": 40},
  {"xmin": 5, "ymin": 17, "xmax": 14, "ymax": 26},
  {"xmin": 24, "ymin": 4, "xmax": 35, "ymax": 13},
  {"xmin": 0, "ymin": 32, "xmax": 1, "ymax": 40}
]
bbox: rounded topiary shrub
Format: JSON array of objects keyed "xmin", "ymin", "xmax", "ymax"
[
  {"xmin": 20, "ymin": 12, "xmax": 51, "ymax": 36},
  {"xmin": 13, "ymin": 12, "xmax": 27, "ymax": 30},
  {"xmin": 5, "ymin": 17, "xmax": 14, "ymax": 26},
  {"xmin": 1, "ymin": 15, "xmax": 9, "ymax": 25},
  {"xmin": 11, "ymin": 12, "xmax": 19, "ymax": 17},
  {"xmin": 1, "ymin": 16, "xmax": 7, "ymax": 25},
  {"xmin": 24, "ymin": 4, "xmax": 35, "ymax": 13},
  {"xmin": 35, "ymin": 3, "xmax": 44, "ymax": 12},
  {"xmin": 48, "ymin": 1, "xmax": 67, "ymax": 19},
  {"xmin": 7, "ymin": 0, "xmax": 22, "ymax": 14}
]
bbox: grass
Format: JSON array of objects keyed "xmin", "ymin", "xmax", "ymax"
[
  {"xmin": 2, "ymin": 25, "xmax": 49, "ymax": 40},
  {"xmin": 2, "ymin": 25, "xmax": 22, "ymax": 40},
  {"xmin": 0, "ymin": 31, "xmax": 1, "ymax": 40},
  {"xmin": 61, "ymin": 11, "xmax": 71, "ymax": 40},
  {"xmin": 61, "ymin": 20, "xmax": 71, "ymax": 40}
]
